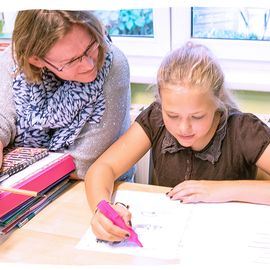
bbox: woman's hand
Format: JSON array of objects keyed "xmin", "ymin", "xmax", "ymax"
[
  {"xmin": 90, "ymin": 202, "xmax": 132, "ymax": 242},
  {"xmin": 166, "ymin": 180, "xmax": 233, "ymax": 203}
]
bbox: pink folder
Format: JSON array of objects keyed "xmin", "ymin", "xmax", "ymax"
[{"xmin": 0, "ymin": 152, "xmax": 75, "ymax": 218}]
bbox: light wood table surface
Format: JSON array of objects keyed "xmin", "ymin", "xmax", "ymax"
[{"xmin": 0, "ymin": 181, "xmax": 176, "ymax": 265}]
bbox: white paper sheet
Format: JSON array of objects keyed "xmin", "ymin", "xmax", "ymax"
[
  {"xmin": 179, "ymin": 202, "xmax": 270, "ymax": 269},
  {"xmin": 76, "ymin": 190, "xmax": 193, "ymax": 260},
  {"xmin": 76, "ymin": 190, "xmax": 270, "ymax": 268}
]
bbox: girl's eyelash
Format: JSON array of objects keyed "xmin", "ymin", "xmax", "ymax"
[
  {"xmin": 167, "ymin": 114, "xmax": 205, "ymax": 119},
  {"xmin": 192, "ymin": 116, "xmax": 204, "ymax": 119}
]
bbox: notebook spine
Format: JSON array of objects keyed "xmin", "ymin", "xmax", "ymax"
[{"xmin": 7, "ymin": 162, "xmax": 28, "ymax": 176}]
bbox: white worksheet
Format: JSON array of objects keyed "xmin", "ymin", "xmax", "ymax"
[
  {"xmin": 179, "ymin": 202, "xmax": 270, "ymax": 269},
  {"xmin": 76, "ymin": 190, "xmax": 193, "ymax": 260},
  {"xmin": 76, "ymin": 189, "xmax": 270, "ymax": 267}
]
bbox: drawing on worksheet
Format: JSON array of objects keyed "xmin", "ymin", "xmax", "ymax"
[{"xmin": 76, "ymin": 190, "xmax": 194, "ymax": 260}]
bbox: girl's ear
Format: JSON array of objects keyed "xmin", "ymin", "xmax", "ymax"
[{"xmin": 28, "ymin": 55, "xmax": 44, "ymax": 68}]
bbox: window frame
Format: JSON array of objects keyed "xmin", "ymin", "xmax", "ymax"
[
  {"xmin": 172, "ymin": 7, "xmax": 270, "ymax": 62},
  {"xmin": 111, "ymin": 8, "xmax": 171, "ymax": 84},
  {"xmin": 170, "ymin": 7, "xmax": 270, "ymax": 92},
  {"xmin": 2, "ymin": 8, "xmax": 270, "ymax": 91},
  {"xmin": 111, "ymin": 8, "xmax": 171, "ymax": 57},
  {"xmin": 128, "ymin": 7, "xmax": 270, "ymax": 91}
]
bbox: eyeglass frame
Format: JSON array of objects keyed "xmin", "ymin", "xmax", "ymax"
[{"xmin": 42, "ymin": 40, "xmax": 99, "ymax": 72}]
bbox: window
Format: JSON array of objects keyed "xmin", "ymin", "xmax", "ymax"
[
  {"xmin": 0, "ymin": 11, "xmax": 16, "ymax": 38},
  {"xmin": 94, "ymin": 8, "xmax": 171, "ymax": 84},
  {"xmin": 106, "ymin": 8, "xmax": 170, "ymax": 57},
  {"xmin": 93, "ymin": 9, "xmax": 154, "ymax": 37},
  {"xmin": 192, "ymin": 7, "xmax": 270, "ymax": 41},
  {"xmin": 94, "ymin": 7, "xmax": 270, "ymax": 90},
  {"xmin": 1, "ymin": 8, "xmax": 270, "ymax": 91},
  {"xmin": 171, "ymin": 7, "xmax": 270, "ymax": 91}
]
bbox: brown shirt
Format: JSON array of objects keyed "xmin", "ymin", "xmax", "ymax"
[{"xmin": 135, "ymin": 102, "xmax": 270, "ymax": 187}]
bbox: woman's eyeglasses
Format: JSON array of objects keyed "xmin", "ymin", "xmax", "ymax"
[{"xmin": 42, "ymin": 40, "xmax": 99, "ymax": 72}]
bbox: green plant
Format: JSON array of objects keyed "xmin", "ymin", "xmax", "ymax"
[
  {"xmin": 94, "ymin": 9, "xmax": 154, "ymax": 37},
  {"xmin": 0, "ymin": 12, "xmax": 4, "ymax": 34}
]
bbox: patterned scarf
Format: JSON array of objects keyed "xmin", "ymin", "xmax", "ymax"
[{"xmin": 13, "ymin": 50, "xmax": 113, "ymax": 151}]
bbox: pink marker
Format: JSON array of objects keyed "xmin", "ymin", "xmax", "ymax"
[{"xmin": 97, "ymin": 200, "xmax": 143, "ymax": 247}]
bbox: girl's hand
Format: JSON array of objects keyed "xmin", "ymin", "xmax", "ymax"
[
  {"xmin": 166, "ymin": 180, "xmax": 232, "ymax": 203},
  {"xmin": 90, "ymin": 202, "xmax": 132, "ymax": 242}
]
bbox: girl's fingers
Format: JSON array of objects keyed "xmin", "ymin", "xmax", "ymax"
[
  {"xmin": 180, "ymin": 194, "xmax": 201, "ymax": 203},
  {"xmin": 167, "ymin": 181, "xmax": 197, "ymax": 195},
  {"xmin": 113, "ymin": 204, "xmax": 132, "ymax": 227},
  {"xmin": 91, "ymin": 208, "xmax": 131, "ymax": 242},
  {"xmin": 171, "ymin": 187, "xmax": 202, "ymax": 200}
]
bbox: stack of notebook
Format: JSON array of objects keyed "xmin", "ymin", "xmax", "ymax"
[{"xmin": 0, "ymin": 147, "xmax": 76, "ymax": 234}]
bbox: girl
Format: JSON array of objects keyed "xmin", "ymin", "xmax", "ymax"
[{"xmin": 85, "ymin": 42, "xmax": 270, "ymax": 242}]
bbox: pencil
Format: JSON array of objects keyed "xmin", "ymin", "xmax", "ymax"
[{"xmin": 0, "ymin": 186, "xmax": 40, "ymax": 197}]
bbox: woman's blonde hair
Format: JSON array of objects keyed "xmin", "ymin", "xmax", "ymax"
[
  {"xmin": 157, "ymin": 42, "xmax": 237, "ymax": 113},
  {"xmin": 12, "ymin": 10, "xmax": 107, "ymax": 83}
]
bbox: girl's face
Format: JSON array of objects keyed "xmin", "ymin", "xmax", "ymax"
[
  {"xmin": 42, "ymin": 24, "xmax": 99, "ymax": 83},
  {"xmin": 161, "ymin": 85, "xmax": 220, "ymax": 151}
]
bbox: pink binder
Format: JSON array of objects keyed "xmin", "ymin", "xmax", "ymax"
[{"xmin": 0, "ymin": 152, "xmax": 75, "ymax": 218}]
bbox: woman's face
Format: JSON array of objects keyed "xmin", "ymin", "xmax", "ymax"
[
  {"xmin": 161, "ymin": 85, "xmax": 219, "ymax": 151},
  {"xmin": 41, "ymin": 24, "xmax": 99, "ymax": 83}
]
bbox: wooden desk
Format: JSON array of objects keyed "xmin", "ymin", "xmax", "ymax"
[{"xmin": 0, "ymin": 181, "xmax": 175, "ymax": 265}]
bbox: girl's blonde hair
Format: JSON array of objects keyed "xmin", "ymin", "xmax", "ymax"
[
  {"xmin": 12, "ymin": 10, "xmax": 107, "ymax": 83},
  {"xmin": 157, "ymin": 42, "xmax": 237, "ymax": 113}
]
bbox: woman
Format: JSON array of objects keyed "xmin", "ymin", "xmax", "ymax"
[{"xmin": 0, "ymin": 10, "xmax": 133, "ymax": 180}]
